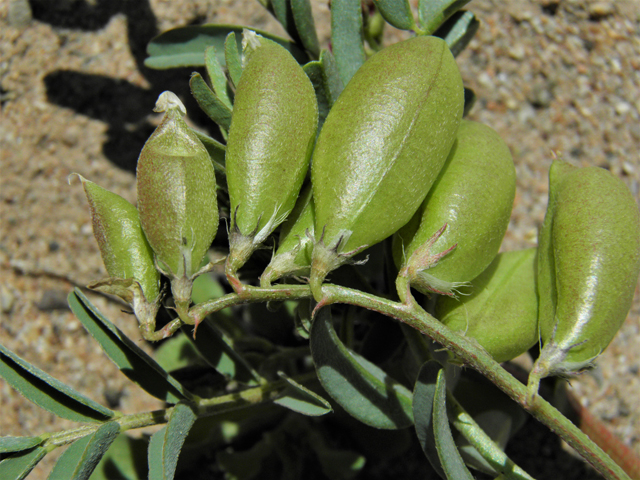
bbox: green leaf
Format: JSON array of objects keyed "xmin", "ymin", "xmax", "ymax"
[
  {"xmin": 331, "ymin": 0, "xmax": 366, "ymax": 86},
  {"xmin": 434, "ymin": 10, "xmax": 479, "ymax": 57},
  {"xmin": 0, "ymin": 343, "xmax": 114, "ymax": 423},
  {"xmin": 373, "ymin": 0, "xmax": 415, "ymax": 30},
  {"xmin": 320, "ymin": 49, "xmax": 344, "ymax": 104},
  {"xmin": 68, "ymin": 289, "xmax": 195, "ymax": 404},
  {"xmin": 48, "ymin": 422, "xmax": 120, "ymax": 480},
  {"xmin": 204, "ymin": 46, "xmax": 233, "ymax": 109},
  {"xmin": 303, "ymin": 61, "xmax": 330, "ymax": 132},
  {"xmin": 224, "ymin": 32, "xmax": 243, "ymax": 88},
  {"xmin": 185, "ymin": 319, "xmax": 261, "ymax": 385},
  {"xmin": 293, "ymin": 299, "xmax": 312, "ymax": 340},
  {"xmin": 451, "ymin": 374, "xmax": 531, "ymax": 477},
  {"xmin": 417, "ymin": 0, "xmax": 470, "ymax": 35},
  {"xmin": 413, "ymin": 361, "xmax": 445, "ymax": 478},
  {"xmin": 291, "ymin": 0, "xmax": 320, "ymax": 57},
  {"xmin": 192, "ymin": 130, "xmax": 226, "ymax": 173},
  {"xmin": 273, "ymin": 371, "xmax": 332, "ymax": 416},
  {"xmin": 269, "ymin": 0, "xmax": 320, "ymax": 58},
  {"xmin": 309, "ymin": 308, "xmax": 413, "ymax": 429},
  {"xmin": 0, "ymin": 446, "xmax": 47, "ymax": 480},
  {"xmin": 148, "ymin": 403, "xmax": 197, "ymax": 480},
  {"xmin": 189, "ymin": 73, "xmax": 232, "ymax": 133},
  {"xmin": 432, "ymin": 369, "xmax": 474, "ymax": 480},
  {"xmin": 153, "ymin": 333, "xmax": 205, "ymax": 373},
  {"xmin": 303, "ymin": 50, "xmax": 344, "ymax": 131},
  {"xmin": 144, "ymin": 24, "xmax": 308, "ymax": 70},
  {"xmin": 90, "ymin": 433, "xmax": 147, "ymax": 480},
  {"xmin": 0, "ymin": 437, "xmax": 42, "ymax": 455}
]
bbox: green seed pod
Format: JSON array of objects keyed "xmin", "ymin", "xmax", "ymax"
[
  {"xmin": 309, "ymin": 36, "xmax": 464, "ymax": 299},
  {"xmin": 529, "ymin": 160, "xmax": 640, "ymax": 389},
  {"xmin": 76, "ymin": 175, "xmax": 160, "ymax": 302},
  {"xmin": 393, "ymin": 119, "xmax": 516, "ymax": 295},
  {"xmin": 137, "ymin": 92, "xmax": 219, "ymax": 287},
  {"xmin": 225, "ymin": 31, "xmax": 318, "ymax": 280},
  {"xmin": 260, "ymin": 184, "xmax": 315, "ymax": 287},
  {"xmin": 435, "ymin": 248, "xmax": 539, "ymax": 363}
]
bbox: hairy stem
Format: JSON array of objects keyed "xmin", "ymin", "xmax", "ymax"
[
  {"xmin": 318, "ymin": 284, "xmax": 630, "ymax": 480},
  {"xmin": 42, "ymin": 372, "xmax": 317, "ymax": 449},
  {"xmin": 139, "ymin": 282, "xmax": 627, "ymax": 479}
]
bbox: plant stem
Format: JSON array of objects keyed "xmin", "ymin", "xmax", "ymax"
[
  {"xmin": 149, "ymin": 282, "xmax": 628, "ymax": 479},
  {"xmin": 317, "ymin": 283, "xmax": 631, "ymax": 480},
  {"xmin": 42, "ymin": 372, "xmax": 317, "ymax": 449},
  {"xmin": 447, "ymin": 394, "xmax": 534, "ymax": 480},
  {"xmin": 189, "ymin": 284, "xmax": 311, "ymax": 325}
]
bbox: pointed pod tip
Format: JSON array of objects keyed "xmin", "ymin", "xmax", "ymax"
[
  {"xmin": 68, "ymin": 172, "xmax": 85, "ymax": 186},
  {"xmin": 154, "ymin": 91, "xmax": 186, "ymax": 116},
  {"xmin": 241, "ymin": 28, "xmax": 261, "ymax": 52}
]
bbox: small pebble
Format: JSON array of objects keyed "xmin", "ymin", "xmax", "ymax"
[
  {"xmin": 588, "ymin": 2, "xmax": 614, "ymax": 20},
  {"xmin": 36, "ymin": 290, "xmax": 70, "ymax": 312},
  {"xmin": 1, "ymin": 284, "xmax": 15, "ymax": 314}
]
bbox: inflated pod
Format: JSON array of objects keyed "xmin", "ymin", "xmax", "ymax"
[
  {"xmin": 529, "ymin": 160, "xmax": 640, "ymax": 390},
  {"xmin": 260, "ymin": 185, "xmax": 315, "ymax": 287},
  {"xmin": 393, "ymin": 119, "xmax": 516, "ymax": 295},
  {"xmin": 137, "ymin": 92, "xmax": 218, "ymax": 302},
  {"xmin": 309, "ymin": 36, "xmax": 464, "ymax": 299},
  {"xmin": 76, "ymin": 175, "xmax": 160, "ymax": 303},
  {"xmin": 225, "ymin": 31, "xmax": 318, "ymax": 281},
  {"xmin": 435, "ymin": 248, "xmax": 539, "ymax": 363}
]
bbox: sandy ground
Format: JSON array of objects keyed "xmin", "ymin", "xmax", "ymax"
[{"xmin": 1, "ymin": 0, "xmax": 639, "ymax": 478}]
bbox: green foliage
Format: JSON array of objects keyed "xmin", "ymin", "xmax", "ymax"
[
  {"xmin": 2, "ymin": 2, "xmax": 638, "ymax": 480},
  {"xmin": 48, "ymin": 422, "xmax": 120, "ymax": 480},
  {"xmin": 0, "ymin": 343, "xmax": 114, "ymax": 423},
  {"xmin": 147, "ymin": 403, "xmax": 197, "ymax": 480},
  {"xmin": 310, "ymin": 309, "xmax": 413, "ymax": 429},
  {"xmin": 68, "ymin": 290, "xmax": 196, "ymax": 404}
]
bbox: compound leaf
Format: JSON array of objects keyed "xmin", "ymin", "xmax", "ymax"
[{"xmin": 68, "ymin": 289, "xmax": 195, "ymax": 404}]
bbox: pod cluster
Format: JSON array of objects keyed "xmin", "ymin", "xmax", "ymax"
[{"xmin": 77, "ymin": 29, "xmax": 639, "ymax": 382}]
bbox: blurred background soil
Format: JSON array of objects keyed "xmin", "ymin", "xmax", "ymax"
[{"xmin": 1, "ymin": 0, "xmax": 639, "ymax": 478}]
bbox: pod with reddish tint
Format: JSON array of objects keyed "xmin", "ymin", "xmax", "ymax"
[
  {"xmin": 137, "ymin": 91, "xmax": 218, "ymax": 306},
  {"xmin": 77, "ymin": 175, "xmax": 160, "ymax": 303}
]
